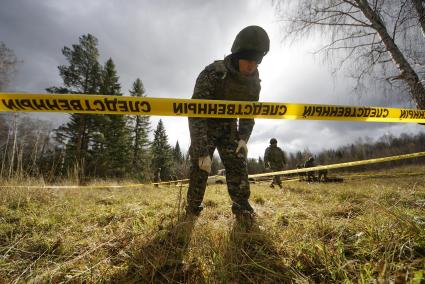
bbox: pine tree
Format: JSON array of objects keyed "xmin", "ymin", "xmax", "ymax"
[
  {"xmin": 96, "ymin": 58, "xmax": 131, "ymax": 178},
  {"xmin": 171, "ymin": 141, "xmax": 184, "ymax": 179},
  {"xmin": 49, "ymin": 34, "xmax": 102, "ymax": 182},
  {"xmin": 258, "ymin": 156, "xmax": 266, "ymax": 172},
  {"xmin": 173, "ymin": 141, "xmax": 183, "ymax": 163},
  {"xmin": 211, "ymin": 156, "xmax": 221, "ymax": 175},
  {"xmin": 151, "ymin": 119, "xmax": 172, "ymax": 181},
  {"xmin": 128, "ymin": 78, "xmax": 151, "ymax": 180}
]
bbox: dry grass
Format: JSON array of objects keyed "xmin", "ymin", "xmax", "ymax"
[{"xmin": 0, "ymin": 165, "xmax": 424, "ymax": 283}]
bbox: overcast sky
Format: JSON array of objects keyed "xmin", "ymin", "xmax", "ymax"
[{"xmin": 1, "ymin": 0, "xmax": 423, "ymax": 159}]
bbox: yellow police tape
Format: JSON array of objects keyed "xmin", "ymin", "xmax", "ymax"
[
  {"xmin": 248, "ymin": 151, "xmax": 425, "ymax": 179},
  {"xmin": 1, "ymin": 152, "xmax": 423, "ymax": 189},
  {"xmin": 1, "ymin": 93, "xmax": 425, "ymax": 123},
  {"xmin": 151, "ymin": 151, "xmax": 425, "ymax": 185}
]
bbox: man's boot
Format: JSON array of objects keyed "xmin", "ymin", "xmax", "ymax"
[
  {"xmin": 232, "ymin": 202, "xmax": 255, "ymax": 229},
  {"xmin": 185, "ymin": 204, "xmax": 203, "ymax": 219},
  {"xmin": 235, "ymin": 210, "xmax": 256, "ymax": 229}
]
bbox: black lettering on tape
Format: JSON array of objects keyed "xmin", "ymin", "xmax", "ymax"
[
  {"xmin": 269, "ymin": 105, "xmax": 279, "ymax": 115},
  {"xmin": 84, "ymin": 100, "xmax": 96, "ymax": 111},
  {"xmin": 105, "ymin": 98, "xmax": 118, "ymax": 112},
  {"xmin": 173, "ymin": 103, "xmax": 183, "ymax": 114},
  {"xmin": 303, "ymin": 106, "xmax": 313, "ymax": 117},
  {"xmin": 20, "ymin": 99, "xmax": 36, "ymax": 110},
  {"xmin": 70, "ymin": 100, "xmax": 83, "ymax": 111},
  {"xmin": 218, "ymin": 104, "xmax": 225, "ymax": 115},
  {"xmin": 140, "ymin": 101, "xmax": 150, "ymax": 112},
  {"xmin": 58, "ymin": 100, "xmax": 71, "ymax": 111},
  {"xmin": 33, "ymin": 99, "xmax": 49, "ymax": 110},
  {"xmin": 46, "ymin": 100, "xmax": 60, "ymax": 110},
  {"xmin": 261, "ymin": 105, "xmax": 269, "ymax": 115},
  {"xmin": 244, "ymin": 105, "xmax": 253, "ymax": 115},
  {"xmin": 198, "ymin": 103, "xmax": 207, "ymax": 114},
  {"xmin": 382, "ymin": 108, "xmax": 388, "ymax": 117},
  {"xmin": 227, "ymin": 104, "xmax": 235, "ymax": 115},
  {"xmin": 253, "ymin": 104, "xmax": 262, "ymax": 115},
  {"xmin": 187, "ymin": 103, "xmax": 196, "ymax": 113},
  {"xmin": 128, "ymin": 101, "xmax": 137, "ymax": 112},
  {"xmin": 94, "ymin": 100, "xmax": 105, "ymax": 111},
  {"xmin": 117, "ymin": 100, "xmax": 128, "ymax": 112},
  {"xmin": 278, "ymin": 105, "xmax": 287, "ymax": 115},
  {"xmin": 235, "ymin": 104, "xmax": 243, "ymax": 115},
  {"xmin": 2, "ymin": 99, "xmax": 19, "ymax": 110},
  {"xmin": 208, "ymin": 104, "xmax": 217, "ymax": 114}
]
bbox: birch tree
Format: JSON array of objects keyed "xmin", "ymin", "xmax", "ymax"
[{"xmin": 275, "ymin": 0, "xmax": 425, "ymax": 108}]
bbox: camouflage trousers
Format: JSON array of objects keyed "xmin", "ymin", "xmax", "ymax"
[
  {"xmin": 271, "ymin": 175, "xmax": 282, "ymax": 187},
  {"xmin": 270, "ymin": 166, "xmax": 283, "ymax": 188},
  {"xmin": 187, "ymin": 133, "xmax": 253, "ymax": 215}
]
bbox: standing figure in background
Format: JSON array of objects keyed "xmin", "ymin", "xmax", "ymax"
[
  {"xmin": 154, "ymin": 167, "xmax": 161, "ymax": 187},
  {"xmin": 304, "ymin": 157, "xmax": 316, "ymax": 182},
  {"xmin": 264, "ymin": 138, "xmax": 286, "ymax": 189}
]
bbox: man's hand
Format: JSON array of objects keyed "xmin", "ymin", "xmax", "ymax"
[
  {"xmin": 198, "ymin": 156, "xmax": 212, "ymax": 173},
  {"xmin": 235, "ymin": 139, "xmax": 248, "ymax": 157}
]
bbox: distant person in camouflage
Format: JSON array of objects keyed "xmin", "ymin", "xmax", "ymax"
[
  {"xmin": 296, "ymin": 163, "xmax": 306, "ymax": 181},
  {"xmin": 264, "ymin": 138, "xmax": 286, "ymax": 189},
  {"xmin": 154, "ymin": 167, "xmax": 161, "ymax": 187},
  {"xmin": 304, "ymin": 157, "xmax": 316, "ymax": 182},
  {"xmin": 317, "ymin": 167, "xmax": 328, "ymax": 182},
  {"xmin": 187, "ymin": 26, "xmax": 270, "ymax": 222}
]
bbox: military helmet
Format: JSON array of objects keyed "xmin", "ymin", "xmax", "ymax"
[
  {"xmin": 269, "ymin": 138, "xmax": 277, "ymax": 145},
  {"xmin": 231, "ymin": 25, "xmax": 270, "ymax": 55},
  {"xmin": 308, "ymin": 157, "xmax": 314, "ymax": 162}
]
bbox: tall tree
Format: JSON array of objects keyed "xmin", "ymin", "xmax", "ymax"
[
  {"xmin": 173, "ymin": 141, "xmax": 183, "ymax": 163},
  {"xmin": 151, "ymin": 119, "xmax": 172, "ymax": 180},
  {"xmin": 128, "ymin": 78, "xmax": 151, "ymax": 180},
  {"xmin": 95, "ymin": 58, "xmax": 131, "ymax": 178},
  {"xmin": 0, "ymin": 42, "xmax": 19, "ymax": 91},
  {"xmin": 49, "ymin": 34, "xmax": 102, "ymax": 181},
  {"xmin": 171, "ymin": 141, "xmax": 185, "ymax": 178},
  {"xmin": 275, "ymin": 0, "xmax": 425, "ymax": 109},
  {"xmin": 211, "ymin": 155, "xmax": 221, "ymax": 175}
]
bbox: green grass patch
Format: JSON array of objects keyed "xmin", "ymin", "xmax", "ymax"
[{"xmin": 0, "ymin": 165, "xmax": 424, "ymax": 282}]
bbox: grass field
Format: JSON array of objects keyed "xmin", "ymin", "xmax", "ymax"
[{"xmin": 1, "ymin": 165, "xmax": 424, "ymax": 283}]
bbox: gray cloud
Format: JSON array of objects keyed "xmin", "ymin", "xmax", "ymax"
[{"xmin": 1, "ymin": 0, "xmax": 423, "ymax": 158}]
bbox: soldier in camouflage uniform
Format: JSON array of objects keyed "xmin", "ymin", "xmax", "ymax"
[
  {"xmin": 296, "ymin": 163, "xmax": 306, "ymax": 181},
  {"xmin": 304, "ymin": 157, "xmax": 316, "ymax": 182},
  {"xmin": 187, "ymin": 26, "xmax": 270, "ymax": 221},
  {"xmin": 264, "ymin": 138, "xmax": 286, "ymax": 189},
  {"xmin": 154, "ymin": 167, "xmax": 161, "ymax": 187}
]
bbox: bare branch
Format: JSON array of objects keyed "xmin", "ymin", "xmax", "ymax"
[
  {"xmin": 411, "ymin": 0, "xmax": 425, "ymax": 37},
  {"xmin": 392, "ymin": 0, "xmax": 409, "ymax": 39},
  {"xmin": 274, "ymin": 0, "xmax": 425, "ymax": 107}
]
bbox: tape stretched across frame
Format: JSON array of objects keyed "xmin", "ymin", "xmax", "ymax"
[
  {"xmin": 152, "ymin": 151, "xmax": 425, "ymax": 185},
  {"xmin": 248, "ymin": 151, "xmax": 425, "ymax": 179},
  {"xmin": 1, "ymin": 152, "xmax": 423, "ymax": 188},
  {"xmin": 1, "ymin": 93, "xmax": 425, "ymax": 123}
]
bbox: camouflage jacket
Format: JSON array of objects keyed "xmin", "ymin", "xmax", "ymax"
[
  {"xmin": 304, "ymin": 159, "xmax": 315, "ymax": 168},
  {"xmin": 189, "ymin": 55, "xmax": 261, "ymax": 157},
  {"xmin": 264, "ymin": 145, "xmax": 286, "ymax": 169}
]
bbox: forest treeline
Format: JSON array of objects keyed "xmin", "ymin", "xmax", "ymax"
[{"xmin": 1, "ymin": 108, "xmax": 424, "ymax": 183}]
